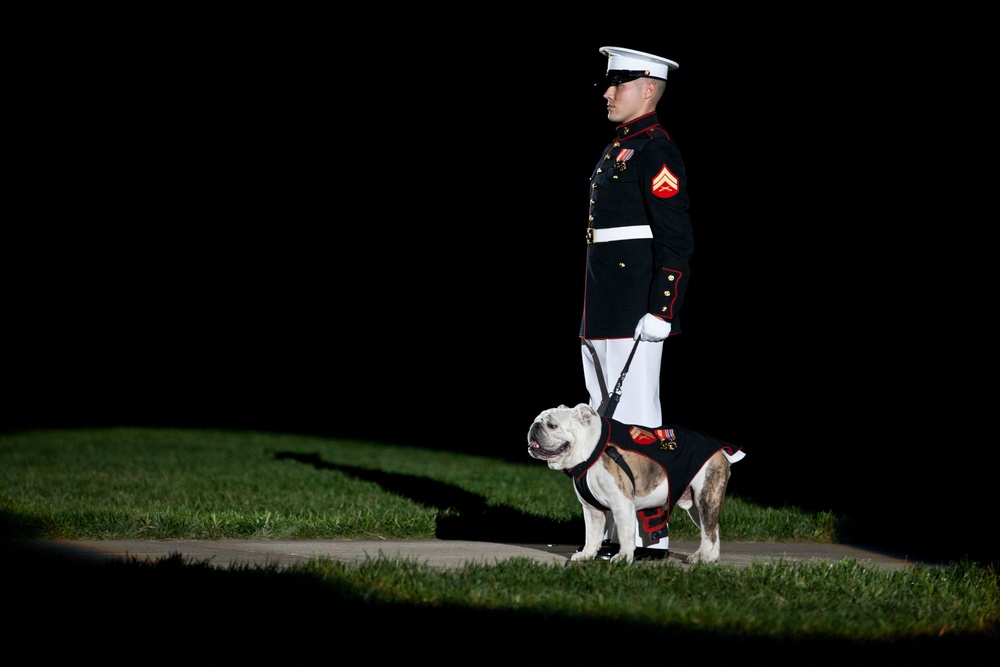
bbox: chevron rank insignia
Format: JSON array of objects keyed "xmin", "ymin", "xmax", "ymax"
[{"xmin": 628, "ymin": 426, "xmax": 657, "ymax": 445}]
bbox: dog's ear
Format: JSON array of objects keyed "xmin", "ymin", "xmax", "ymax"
[{"xmin": 574, "ymin": 403, "xmax": 597, "ymax": 423}]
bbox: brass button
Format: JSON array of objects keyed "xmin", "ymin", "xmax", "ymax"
[
  {"xmin": 663, "ymin": 291, "xmax": 671, "ymax": 297},
  {"xmin": 668, "ymin": 275, "xmax": 675, "ymax": 281},
  {"xmin": 619, "ymin": 262, "xmax": 626, "ymax": 268},
  {"xmin": 660, "ymin": 306, "xmax": 668, "ymax": 312}
]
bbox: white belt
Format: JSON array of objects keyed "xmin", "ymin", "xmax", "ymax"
[{"xmin": 586, "ymin": 225, "xmax": 653, "ymax": 244}]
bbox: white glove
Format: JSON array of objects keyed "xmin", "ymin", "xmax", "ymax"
[{"xmin": 633, "ymin": 313, "xmax": 671, "ymax": 342}]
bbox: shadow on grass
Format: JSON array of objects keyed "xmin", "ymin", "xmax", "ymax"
[
  {"xmin": 2, "ymin": 542, "xmax": 995, "ymax": 659},
  {"xmin": 273, "ymin": 450, "xmax": 582, "ymax": 544}
]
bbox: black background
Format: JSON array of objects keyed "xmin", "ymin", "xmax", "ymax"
[{"xmin": 4, "ymin": 15, "xmax": 989, "ymax": 564}]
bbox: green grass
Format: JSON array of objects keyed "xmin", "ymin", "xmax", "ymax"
[
  {"xmin": 0, "ymin": 427, "xmax": 835, "ymax": 542},
  {"xmin": 1, "ymin": 427, "xmax": 997, "ymax": 656}
]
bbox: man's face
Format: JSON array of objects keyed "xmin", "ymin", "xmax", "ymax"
[{"xmin": 603, "ymin": 78, "xmax": 645, "ymax": 124}]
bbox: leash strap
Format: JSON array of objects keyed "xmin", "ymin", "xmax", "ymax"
[
  {"xmin": 611, "ymin": 338, "xmax": 641, "ymax": 399},
  {"xmin": 582, "ymin": 339, "xmax": 610, "ymax": 413},
  {"xmin": 583, "ymin": 338, "xmax": 641, "ymax": 418}
]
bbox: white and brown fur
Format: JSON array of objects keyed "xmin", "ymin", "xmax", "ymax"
[{"xmin": 527, "ymin": 403, "xmax": 731, "ymax": 564}]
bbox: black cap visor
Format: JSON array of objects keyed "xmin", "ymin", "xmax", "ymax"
[{"xmin": 597, "ymin": 69, "xmax": 664, "ymax": 87}]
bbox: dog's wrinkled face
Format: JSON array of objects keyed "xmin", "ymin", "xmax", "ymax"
[{"xmin": 527, "ymin": 403, "xmax": 599, "ymax": 469}]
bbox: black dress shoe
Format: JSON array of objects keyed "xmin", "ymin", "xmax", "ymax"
[
  {"xmin": 633, "ymin": 546, "xmax": 669, "ymax": 561},
  {"xmin": 575, "ymin": 543, "xmax": 666, "ymax": 561},
  {"xmin": 596, "ymin": 541, "xmax": 620, "ymax": 560},
  {"xmin": 575, "ymin": 540, "xmax": 620, "ymax": 560}
]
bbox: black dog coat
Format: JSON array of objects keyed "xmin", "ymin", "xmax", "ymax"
[{"xmin": 562, "ymin": 416, "xmax": 744, "ymax": 539}]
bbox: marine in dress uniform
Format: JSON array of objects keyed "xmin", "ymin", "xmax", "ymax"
[{"xmin": 579, "ymin": 46, "xmax": 695, "ymax": 560}]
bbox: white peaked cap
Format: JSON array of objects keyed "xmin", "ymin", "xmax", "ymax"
[{"xmin": 600, "ymin": 46, "xmax": 679, "ymax": 80}]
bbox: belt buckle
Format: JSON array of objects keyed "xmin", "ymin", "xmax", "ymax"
[{"xmin": 586, "ymin": 228, "xmax": 595, "ymax": 245}]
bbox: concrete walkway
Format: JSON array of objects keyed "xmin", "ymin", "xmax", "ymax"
[{"xmin": 6, "ymin": 538, "xmax": 930, "ymax": 570}]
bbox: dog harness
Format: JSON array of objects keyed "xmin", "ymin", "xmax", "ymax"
[{"xmin": 562, "ymin": 416, "xmax": 744, "ymax": 540}]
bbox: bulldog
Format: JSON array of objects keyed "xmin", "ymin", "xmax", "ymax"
[{"xmin": 527, "ymin": 403, "xmax": 745, "ymax": 564}]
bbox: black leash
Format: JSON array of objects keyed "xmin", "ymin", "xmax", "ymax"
[{"xmin": 582, "ymin": 338, "xmax": 641, "ymax": 418}]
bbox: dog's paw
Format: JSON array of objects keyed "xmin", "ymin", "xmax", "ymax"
[
  {"xmin": 571, "ymin": 550, "xmax": 597, "ymax": 562},
  {"xmin": 610, "ymin": 551, "xmax": 634, "ymax": 564},
  {"xmin": 685, "ymin": 551, "xmax": 720, "ymax": 564}
]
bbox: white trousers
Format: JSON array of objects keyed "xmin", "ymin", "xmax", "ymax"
[{"xmin": 581, "ymin": 338, "xmax": 668, "ymax": 550}]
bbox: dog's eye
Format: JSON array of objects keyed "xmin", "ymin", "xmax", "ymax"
[{"xmin": 546, "ymin": 421, "xmax": 557, "ymax": 430}]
